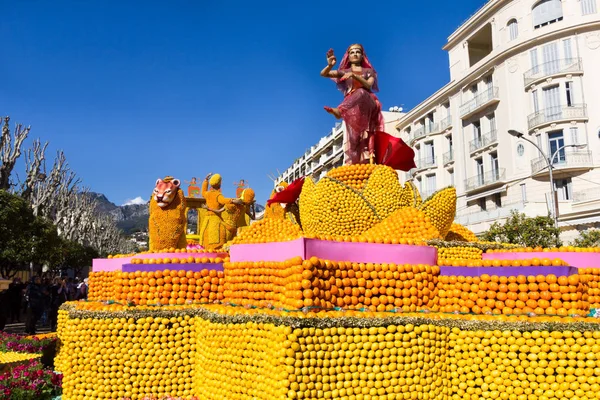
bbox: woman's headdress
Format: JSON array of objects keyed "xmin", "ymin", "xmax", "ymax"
[{"xmin": 337, "ymin": 44, "xmax": 379, "ymax": 92}]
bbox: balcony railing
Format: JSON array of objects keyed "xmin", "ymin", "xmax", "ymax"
[
  {"xmin": 465, "ymin": 168, "xmax": 506, "ymax": 191},
  {"xmin": 573, "ymin": 187, "xmax": 600, "ymax": 203},
  {"xmin": 469, "ymin": 129, "xmax": 498, "ymax": 153},
  {"xmin": 460, "ymin": 87, "xmax": 499, "ymax": 118},
  {"xmin": 527, "ymin": 104, "xmax": 587, "ymax": 130},
  {"xmin": 440, "ymin": 115, "xmax": 452, "ymax": 131},
  {"xmin": 410, "ymin": 122, "xmax": 440, "ymax": 142},
  {"xmin": 531, "ymin": 150, "xmax": 593, "ymax": 174},
  {"xmin": 443, "ymin": 150, "xmax": 454, "ymax": 165},
  {"xmin": 523, "ymin": 58, "xmax": 583, "ymax": 87},
  {"xmin": 416, "ymin": 156, "xmax": 437, "ymax": 170}
]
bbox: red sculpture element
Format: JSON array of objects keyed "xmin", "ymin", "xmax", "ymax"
[
  {"xmin": 374, "ymin": 132, "xmax": 417, "ymax": 171},
  {"xmin": 267, "ymin": 178, "xmax": 305, "ymax": 206}
]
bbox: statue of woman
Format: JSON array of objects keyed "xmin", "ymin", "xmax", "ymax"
[{"xmin": 321, "ymin": 44, "xmax": 385, "ymax": 165}]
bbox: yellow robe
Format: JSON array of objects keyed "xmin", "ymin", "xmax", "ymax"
[{"xmin": 199, "ymin": 180, "xmax": 232, "ymax": 250}]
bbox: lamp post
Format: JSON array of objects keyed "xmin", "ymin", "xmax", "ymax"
[{"xmin": 508, "ymin": 129, "xmax": 588, "ymax": 228}]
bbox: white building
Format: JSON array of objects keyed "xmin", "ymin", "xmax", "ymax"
[
  {"xmin": 276, "ymin": 111, "xmax": 404, "ymax": 184},
  {"xmin": 395, "ymin": 0, "xmax": 600, "ymax": 242}
]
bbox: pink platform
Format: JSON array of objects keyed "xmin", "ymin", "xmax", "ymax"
[
  {"xmin": 92, "ymin": 252, "xmax": 227, "ymax": 272},
  {"xmin": 229, "ymin": 238, "xmax": 437, "ymax": 265},
  {"xmin": 483, "ymin": 252, "xmax": 600, "ymax": 269}
]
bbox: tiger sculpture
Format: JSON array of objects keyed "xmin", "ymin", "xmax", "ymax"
[{"xmin": 148, "ymin": 176, "xmax": 188, "ymax": 251}]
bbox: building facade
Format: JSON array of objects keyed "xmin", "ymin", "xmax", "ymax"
[
  {"xmin": 275, "ymin": 111, "xmax": 404, "ymax": 184},
  {"xmin": 395, "ymin": 0, "xmax": 600, "ymax": 241}
]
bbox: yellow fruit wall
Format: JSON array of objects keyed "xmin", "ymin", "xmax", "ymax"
[{"xmin": 56, "ymin": 303, "xmax": 600, "ymax": 400}]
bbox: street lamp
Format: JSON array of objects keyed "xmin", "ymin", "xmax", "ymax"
[{"xmin": 508, "ymin": 129, "xmax": 588, "ymax": 228}]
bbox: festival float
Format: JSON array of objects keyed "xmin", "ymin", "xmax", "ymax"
[{"xmin": 55, "ymin": 44, "xmax": 600, "ymax": 400}]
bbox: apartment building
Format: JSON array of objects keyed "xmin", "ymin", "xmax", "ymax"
[
  {"xmin": 276, "ymin": 111, "xmax": 403, "ymax": 184},
  {"xmin": 396, "ymin": 0, "xmax": 600, "ymax": 241}
]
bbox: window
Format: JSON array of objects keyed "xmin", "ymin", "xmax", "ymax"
[
  {"xmin": 449, "ymin": 170, "xmax": 455, "ymax": 186},
  {"xmin": 508, "ymin": 19, "xmax": 518, "ymax": 41},
  {"xmin": 563, "ymin": 38, "xmax": 573, "ymax": 61},
  {"xmin": 426, "ymin": 174, "xmax": 437, "ymax": 196},
  {"xmin": 490, "ymin": 152, "xmax": 499, "ymax": 179},
  {"xmin": 532, "ymin": 90, "xmax": 540, "ymax": 113},
  {"xmin": 543, "ymin": 42, "xmax": 560, "ymax": 74},
  {"xmin": 517, "ymin": 143, "xmax": 525, "ymax": 156},
  {"xmin": 581, "ymin": 0, "xmax": 597, "ymax": 15},
  {"xmin": 493, "ymin": 193, "xmax": 502, "ymax": 208},
  {"xmin": 543, "ymin": 85, "xmax": 562, "ymax": 119},
  {"xmin": 565, "ymin": 81, "xmax": 574, "ymax": 106},
  {"xmin": 473, "ymin": 121, "xmax": 482, "ymax": 142},
  {"xmin": 487, "ymin": 113, "xmax": 496, "ymax": 132},
  {"xmin": 554, "ymin": 178, "xmax": 572, "ymax": 200},
  {"xmin": 548, "ymin": 130, "xmax": 566, "ymax": 164},
  {"xmin": 475, "ymin": 158, "xmax": 484, "ymax": 184},
  {"xmin": 424, "ymin": 141, "xmax": 435, "ymax": 165},
  {"xmin": 530, "ymin": 49, "xmax": 540, "ymax": 74},
  {"xmin": 532, "ymin": 0, "xmax": 563, "ymax": 29},
  {"xmin": 485, "ymin": 75, "xmax": 493, "ymax": 92},
  {"xmin": 570, "ymin": 127, "xmax": 579, "ymax": 144},
  {"xmin": 521, "ymin": 183, "xmax": 527, "ymax": 203},
  {"xmin": 479, "ymin": 197, "xmax": 487, "ymax": 211}
]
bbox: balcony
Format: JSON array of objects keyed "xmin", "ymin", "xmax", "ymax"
[
  {"xmin": 460, "ymin": 87, "xmax": 500, "ymax": 119},
  {"xmin": 410, "ymin": 122, "xmax": 440, "ymax": 143},
  {"xmin": 530, "ymin": 150, "xmax": 593, "ymax": 177},
  {"xmin": 415, "ymin": 156, "xmax": 437, "ymax": 171},
  {"xmin": 465, "ymin": 168, "xmax": 506, "ymax": 192},
  {"xmin": 527, "ymin": 104, "xmax": 587, "ymax": 131},
  {"xmin": 443, "ymin": 150, "xmax": 454, "ymax": 165},
  {"xmin": 440, "ymin": 115, "xmax": 452, "ymax": 131},
  {"xmin": 469, "ymin": 129, "xmax": 498, "ymax": 153},
  {"xmin": 523, "ymin": 58, "xmax": 583, "ymax": 88}
]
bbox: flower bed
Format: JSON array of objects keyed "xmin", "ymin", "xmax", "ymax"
[{"xmin": 0, "ymin": 359, "xmax": 62, "ymax": 400}]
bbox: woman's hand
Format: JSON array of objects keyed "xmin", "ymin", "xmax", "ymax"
[
  {"xmin": 326, "ymin": 49, "xmax": 336, "ymax": 66},
  {"xmin": 340, "ymin": 72, "xmax": 355, "ymax": 81},
  {"xmin": 205, "ymin": 173, "xmax": 212, "ymax": 181}
]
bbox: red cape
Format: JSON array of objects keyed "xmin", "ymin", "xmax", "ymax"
[
  {"xmin": 266, "ymin": 177, "xmax": 305, "ymax": 206},
  {"xmin": 374, "ymin": 131, "xmax": 416, "ymax": 171}
]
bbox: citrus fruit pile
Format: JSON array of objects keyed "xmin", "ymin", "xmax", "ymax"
[
  {"xmin": 580, "ymin": 268, "xmax": 600, "ymax": 309},
  {"xmin": 436, "ymin": 272, "xmax": 588, "ymax": 316},
  {"xmin": 0, "ymin": 351, "xmax": 41, "ymax": 364},
  {"xmin": 107, "ymin": 269, "xmax": 224, "ymax": 305},
  {"xmin": 232, "ymin": 218, "xmax": 302, "ymax": 244},
  {"xmin": 437, "ymin": 246, "xmax": 483, "ymax": 265},
  {"xmin": 87, "ymin": 271, "xmax": 117, "ymax": 301},
  {"xmin": 419, "ymin": 187, "xmax": 457, "ymax": 238},
  {"xmin": 445, "ymin": 222, "xmax": 479, "ymax": 242},
  {"xmin": 361, "ymin": 207, "xmax": 441, "ymax": 243},
  {"xmin": 224, "ymin": 257, "xmax": 439, "ymax": 312},
  {"xmin": 56, "ymin": 309, "xmax": 196, "ymax": 400}
]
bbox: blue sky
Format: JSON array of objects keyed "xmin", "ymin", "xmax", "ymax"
[{"xmin": 1, "ymin": 0, "xmax": 485, "ymax": 206}]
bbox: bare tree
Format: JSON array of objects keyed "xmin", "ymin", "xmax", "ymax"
[{"xmin": 0, "ymin": 116, "xmax": 31, "ymax": 190}]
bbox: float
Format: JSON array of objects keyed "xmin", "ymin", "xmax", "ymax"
[{"xmin": 55, "ymin": 43, "xmax": 600, "ymax": 400}]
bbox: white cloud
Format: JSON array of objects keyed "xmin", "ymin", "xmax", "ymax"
[{"xmin": 122, "ymin": 196, "xmax": 147, "ymax": 206}]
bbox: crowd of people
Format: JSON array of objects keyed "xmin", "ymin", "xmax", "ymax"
[{"xmin": 0, "ymin": 276, "xmax": 88, "ymax": 334}]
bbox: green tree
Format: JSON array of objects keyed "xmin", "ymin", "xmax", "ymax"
[
  {"xmin": 571, "ymin": 229, "xmax": 600, "ymax": 248},
  {"xmin": 481, "ymin": 210, "xmax": 562, "ymax": 248}
]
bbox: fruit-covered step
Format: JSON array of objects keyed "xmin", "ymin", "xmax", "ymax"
[
  {"xmin": 483, "ymin": 249, "xmax": 600, "ymax": 268},
  {"xmin": 229, "ymin": 237, "xmax": 437, "ymax": 265},
  {"xmin": 224, "ymin": 256, "xmax": 438, "ymax": 312},
  {"xmin": 121, "ymin": 262, "xmax": 224, "ymax": 273},
  {"xmin": 92, "ymin": 251, "xmax": 228, "ymax": 272}
]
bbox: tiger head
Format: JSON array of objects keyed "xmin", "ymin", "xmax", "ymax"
[
  {"xmin": 153, "ymin": 176, "xmax": 181, "ymax": 208},
  {"xmin": 270, "ymin": 181, "xmax": 289, "ymax": 209}
]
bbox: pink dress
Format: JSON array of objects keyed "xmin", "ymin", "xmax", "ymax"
[{"xmin": 335, "ymin": 69, "xmax": 385, "ymax": 165}]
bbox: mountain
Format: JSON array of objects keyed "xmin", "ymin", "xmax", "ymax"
[
  {"xmin": 90, "ymin": 192, "xmax": 266, "ymax": 235},
  {"xmin": 89, "ymin": 192, "xmax": 149, "ymax": 234}
]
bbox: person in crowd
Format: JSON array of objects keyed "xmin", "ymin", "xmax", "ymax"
[
  {"xmin": 76, "ymin": 278, "xmax": 88, "ymax": 300},
  {"xmin": 49, "ymin": 277, "xmax": 69, "ymax": 331},
  {"xmin": 7, "ymin": 277, "xmax": 25, "ymax": 323},
  {"xmin": 0, "ymin": 288, "xmax": 8, "ymax": 331},
  {"xmin": 25, "ymin": 276, "xmax": 47, "ymax": 335}
]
